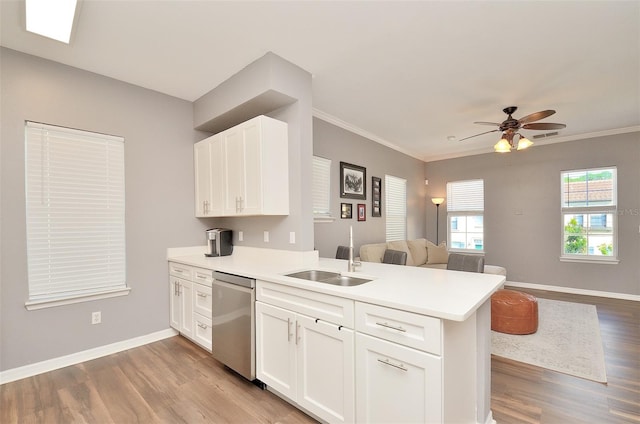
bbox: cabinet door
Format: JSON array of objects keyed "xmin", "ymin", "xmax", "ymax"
[
  {"xmin": 297, "ymin": 315, "xmax": 355, "ymax": 424},
  {"xmin": 194, "ymin": 139, "xmax": 212, "ymax": 217},
  {"xmin": 238, "ymin": 119, "xmax": 262, "ymax": 215},
  {"xmin": 223, "ymin": 127, "xmax": 244, "ymax": 215},
  {"xmin": 179, "ymin": 280, "xmax": 194, "ymax": 339},
  {"xmin": 255, "ymin": 302, "xmax": 296, "ymax": 400},
  {"xmin": 169, "ymin": 277, "xmax": 182, "ymax": 330},
  {"xmin": 355, "ymin": 333, "xmax": 442, "ymax": 424},
  {"xmin": 208, "ymin": 135, "xmax": 225, "ymax": 216}
]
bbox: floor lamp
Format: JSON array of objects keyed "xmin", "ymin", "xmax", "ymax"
[{"xmin": 431, "ymin": 198, "xmax": 444, "ymax": 244}]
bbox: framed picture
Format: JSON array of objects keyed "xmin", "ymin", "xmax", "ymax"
[
  {"xmin": 357, "ymin": 204, "xmax": 366, "ymax": 221},
  {"xmin": 341, "ymin": 203, "xmax": 352, "ymax": 219},
  {"xmin": 371, "ymin": 176, "xmax": 382, "ymax": 217},
  {"xmin": 340, "ymin": 162, "xmax": 366, "ymax": 200}
]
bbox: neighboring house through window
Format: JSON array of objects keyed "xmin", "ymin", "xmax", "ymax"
[
  {"xmin": 561, "ymin": 167, "xmax": 617, "ymax": 261},
  {"xmin": 385, "ymin": 175, "xmax": 407, "ymax": 242},
  {"xmin": 447, "ymin": 179, "xmax": 484, "ymax": 252},
  {"xmin": 24, "ymin": 122, "xmax": 129, "ymax": 309}
]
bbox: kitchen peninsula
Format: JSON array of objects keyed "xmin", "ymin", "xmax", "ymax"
[{"xmin": 168, "ymin": 246, "xmax": 505, "ymax": 424}]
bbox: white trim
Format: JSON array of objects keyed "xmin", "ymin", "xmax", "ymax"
[
  {"xmin": 559, "ymin": 257, "xmax": 619, "ymax": 265},
  {"xmin": 0, "ymin": 328, "xmax": 178, "ymax": 385},
  {"xmin": 25, "ymin": 287, "xmax": 131, "ymax": 310},
  {"xmin": 314, "ymin": 215, "xmax": 337, "ymax": 223},
  {"xmin": 505, "ymin": 281, "xmax": 639, "ymax": 302},
  {"xmin": 313, "ymin": 108, "xmax": 424, "ymax": 161}
]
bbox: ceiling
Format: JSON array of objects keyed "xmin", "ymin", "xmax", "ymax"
[{"xmin": 1, "ymin": 1, "xmax": 639, "ymax": 161}]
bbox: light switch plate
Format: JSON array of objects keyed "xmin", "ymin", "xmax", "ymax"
[
  {"xmin": 238, "ymin": 231, "xmax": 243, "ymax": 242},
  {"xmin": 263, "ymin": 231, "xmax": 269, "ymax": 242},
  {"xmin": 289, "ymin": 232, "xmax": 295, "ymax": 244}
]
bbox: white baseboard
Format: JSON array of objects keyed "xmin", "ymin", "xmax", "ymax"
[
  {"xmin": 505, "ymin": 281, "xmax": 640, "ymax": 302},
  {"xmin": 0, "ymin": 328, "xmax": 178, "ymax": 385}
]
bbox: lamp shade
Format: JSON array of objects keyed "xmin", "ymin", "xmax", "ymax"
[
  {"xmin": 517, "ymin": 137, "xmax": 533, "ymax": 150},
  {"xmin": 494, "ymin": 138, "xmax": 512, "ymax": 153},
  {"xmin": 431, "ymin": 197, "xmax": 445, "ymax": 206}
]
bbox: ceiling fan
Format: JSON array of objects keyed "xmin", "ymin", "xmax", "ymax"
[{"xmin": 460, "ymin": 106, "xmax": 566, "ymax": 152}]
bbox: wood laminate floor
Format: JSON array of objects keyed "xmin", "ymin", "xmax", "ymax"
[{"xmin": 1, "ymin": 290, "xmax": 638, "ymax": 423}]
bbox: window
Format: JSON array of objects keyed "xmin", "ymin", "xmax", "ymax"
[
  {"xmin": 312, "ymin": 156, "xmax": 334, "ymax": 222},
  {"xmin": 561, "ymin": 167, "xmax": 617, "ymax": 261},
  {"xmin": 385, "ymin": 175, "xmax": 406, "ymax": 241},
  {"xmin": 447, "ymin": 179, "xmax": 484, "ymax": 252},
  {"xmin": 25, "ymin": 122, "xmax": 128, "ymax": 309}
]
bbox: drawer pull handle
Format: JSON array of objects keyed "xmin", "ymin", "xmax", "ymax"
[
  {"xmin": 375, "ymin": 321, "xmax": 406, "ymax": 332},
  {"xmin": 377, "ymin": 358, "xmax": 408, "ymax": 372},
  {"xmin": 174, "ymin": 269, "xmax": 184, "ymax": 274},
  {"xmin": 197, "ymin": 293, "xmax": 208, "ymax": 298},
  {"xmin": 287, "ymin": 318, "xmax": 292, "ymax": 342},
  {"xmin": 197, "ymin": 322, "xmax": 208, "ymax": 329}
]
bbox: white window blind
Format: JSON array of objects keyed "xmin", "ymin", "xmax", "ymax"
[
  {"xmin": 385, "ymin": 175, "xmax": 407, "ymax": 242},
  {"xmin": 25, "ymin": 122, "xmax": 127, "ymax": 306},
  {"xmin": 312, "ymin": 156, "xmax": 332, "ymax": 221},
  {"xmin": 447, "ymin": 179, "xmax": 484, "ymax": 212}
]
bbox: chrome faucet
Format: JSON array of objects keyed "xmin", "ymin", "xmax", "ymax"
[{"xmin": 348, "ymin": 226, "xmax": 361, "ymax": 272}]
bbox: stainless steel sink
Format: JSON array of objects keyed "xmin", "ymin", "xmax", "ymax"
[{"xmin": 285, "ymin": 270, "xmax": 372, "ymax": 287}]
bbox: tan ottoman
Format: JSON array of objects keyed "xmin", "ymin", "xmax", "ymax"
[{"xmin": 491, "ymin": 289, "xmax": 538, "ymax": 335}]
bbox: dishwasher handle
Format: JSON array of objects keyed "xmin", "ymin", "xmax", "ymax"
[{"xmin": 212, "ymin": 271, "xmax": 255, "ymax": 288}]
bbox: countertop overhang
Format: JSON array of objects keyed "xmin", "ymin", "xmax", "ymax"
[{"xmin": 168, "ymin": 246, "xmax": 505, "ymax": 322}]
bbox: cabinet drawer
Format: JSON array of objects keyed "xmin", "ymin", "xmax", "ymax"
[
  {"xmin": 257, "ymin": 280, "xmax": 354, "ymax": 328},
  {"xmin": 193, "ymin": 267, "xmax": 214, "ymax": 286},
  {"xmin": 169, "ymin": 262, "xmax": 192, "ymax": 279},
  {"xmin": 194, "ymin": 283, "xmax": 212, "ymax": 317},
  {"xmin": 194, "ymin": 314, "xmax": 212, "ymax": 352},
  {"xmin": 355, "ymin": 302, "xmax": 441, "ymax": 355}
]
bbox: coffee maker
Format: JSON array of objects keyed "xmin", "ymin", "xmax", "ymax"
[{"xmin": 205, "ymin": 228, "xmax": 233, "ymax": 257}]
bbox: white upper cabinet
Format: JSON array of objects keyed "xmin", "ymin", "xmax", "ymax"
[{"xmin": 194, "ymin": 115, "xmax": 289, "ymax": 217}]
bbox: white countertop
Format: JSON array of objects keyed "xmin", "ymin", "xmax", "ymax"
[{"xmin": 168, "ymin": 246, "xmax": 505, "ymax": 322}]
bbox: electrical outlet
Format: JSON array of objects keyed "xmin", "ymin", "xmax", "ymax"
[
  {"xmin": 238, "ymin": 231, "xmax": 243, "ymax": 242},
  {"xmin": 264, "ymin": 231, "xmax": 269, "ymax": 242},
  {"xmin": 92, "ymin": 311, "xmax": 101, "ymax": 325},
  {"xmin": 289, "ymin": 231, "xmax": 295, "ymax": 244}
]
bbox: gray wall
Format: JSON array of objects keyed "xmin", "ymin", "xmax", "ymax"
[
  {"xmin": 0, "ymin": 48, "xmax": 209, "ymax": 371},
  {"xmin": 194, "ymin": 53, "xmax": 314, "ymax": 252},
  {"xmin": 425, "ymin": 133, "xmax": 640, "ymax": 296},
  {"xmin": 313, "ymin": 118, "xmax": 427, "ymax": 258}
]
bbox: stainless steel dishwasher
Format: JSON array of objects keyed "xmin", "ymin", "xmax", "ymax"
[{"xmin": 211, "ymin": 271, "xmax": 257, "ymax": 382}]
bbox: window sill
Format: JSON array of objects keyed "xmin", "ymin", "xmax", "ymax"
[
  {"xmin": 559, "ymin": 256, "xmax": 619, "ymax": 265},
  {"xmin": 447, "ymin": 249, "xmax": 485, "ymax": 256},
  {"xmin": 25, "ymin": 287, "xmax": 131, "ymax": 311},
  {"xmin": 314, "ymin": 215, "xmax": 337, "ymax": 223}
]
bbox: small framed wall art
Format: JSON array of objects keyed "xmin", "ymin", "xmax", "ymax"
[
  {"xmin": 371, "ymin": 176, "xmax": 381, "ymax": 217},
  {"xmin": 340, "ymin": 162, "xmax": 366, "ymax": 200},
  {"xmin": 357, "ymin": 204, "xmax": 366, "ymax": 221},
  {"xmin": 341, "ymin": 203, "xmax": 353, "ymax": 219}
]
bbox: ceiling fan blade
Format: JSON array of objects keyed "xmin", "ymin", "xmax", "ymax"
[
  {"xmin": 518, "ymin": 110, "xmax": 555, "ymax": 124},
  {"xmin": 473, "ymin": 121, "xmax": 500, "ymax": 126},
  {"xmin": 522, "ymin": 122, "xmax": 566, "ymax": 130},
  {"xmin": 459, "ymin": 129, "xmax": 499, "ymax": 141}
]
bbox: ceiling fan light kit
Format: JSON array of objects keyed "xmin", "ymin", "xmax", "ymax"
[{"xmin": 462, "ymin": 106, "xmax": 566, "ymax": 153}]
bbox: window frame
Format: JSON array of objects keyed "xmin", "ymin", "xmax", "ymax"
[
  {"xmin": 560, "ymin": 167, "xmax": 618, "ymax": 264},
  {"xmin": 385, "ymin": 174, "xmax": 407, "ymax": 242},
  {"xmin": 446, "ymin": 179, "xmax": 484, "ymax": 253},
  {"xmin": 312, "ymin": 155, "xmax": 335, "ymax": 223},
  {"xmin": 24, "ymin": 121, "xmax": 130, "ymax": 310}
]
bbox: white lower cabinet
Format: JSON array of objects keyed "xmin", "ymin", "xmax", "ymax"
[
  {"xmin": 169, "ymin": 262, "xmax": 213, "ymax": 352},
  {"xmin": 256, "ymin": 301, "xmax": 355, "ymax": 424},
  {"xmin": 170, "ymin": 276, "xmax": 194, "ymax": 340},
  {"xmin": 355, "ymin": 333, "xmax": 442, "ymax": 423}
]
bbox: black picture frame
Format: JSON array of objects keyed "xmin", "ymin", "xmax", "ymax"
[
  {"xmin": 372, "ymin": 176, "xmax": 382, "ymax": 217},
  {"xmin": 341, "ymin": 203, "xmax": 353, "ymax": 219},
  {"xmin": 340, "ymin": 162, "xmax": 366, "ymax": 200}
]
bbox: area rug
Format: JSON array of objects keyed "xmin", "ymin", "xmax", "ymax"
[{"xmin": 491, "ymin": 298, "xmax": 607, "ymax": 383}]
